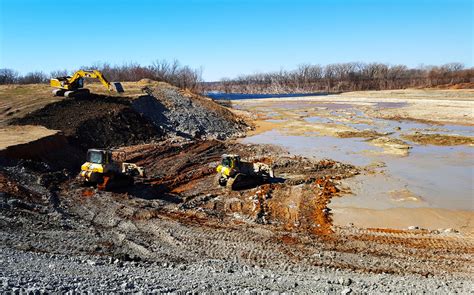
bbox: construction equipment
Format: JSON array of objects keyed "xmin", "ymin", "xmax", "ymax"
[
  {"xmin": 50, "ymin": 70, "xmax": 124, "ymax": 97},
  {"xmin": 80, "ymin": 148, "xmax": 145, "ymax": 190},
  {"xmin": 216, "ymin": 154, "xmax": 274, "ymax": 190}
]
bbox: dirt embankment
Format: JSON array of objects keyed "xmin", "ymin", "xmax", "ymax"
[
  {"xmin": 7, "ymin": 82, "xmax": 248, "ymax": 150},
  {"xmin": 11, "ymin": 95, "xmax": 161, "ymax": 150}
]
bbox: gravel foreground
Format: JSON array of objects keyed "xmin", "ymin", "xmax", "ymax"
[{"xmin": 2, "ymin": 246, "xmax": 472, "ymax": 294}]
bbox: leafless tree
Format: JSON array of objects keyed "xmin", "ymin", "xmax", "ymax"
[
  {"xmin": 0, "ymin": 69, "xmax": 19, "ymax": 84},
  {"xmin": 18, "ymin": 72, "xmax": 48, "ymax": 84}
]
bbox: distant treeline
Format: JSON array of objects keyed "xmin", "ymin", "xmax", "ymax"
[
  {"xmin": 1, "ymin": 61, "xmax": 472, "ymax": 94},
  {"xmin": 202, "ymin": 63, "xmax": 473, "ymax": 94},
  {"xmin": 0, "ymin": 60, "xmax": 203, "ymax": 92}
]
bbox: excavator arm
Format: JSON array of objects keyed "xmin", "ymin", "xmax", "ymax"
[{"xmin": 69, "ymin": 70, "xmax": 114, "ymax": 91}]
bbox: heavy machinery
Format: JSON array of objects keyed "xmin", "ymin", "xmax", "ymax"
[
  {"xmin": 216, "ymin": 154, "xmax": 274, "ymax": 190},
  {"xmin": 80, "ymin": 148, "xmax": 145, "ymax": 190},
  {"xmin": 50, "ymin": 70, "xmax": 124, "ymax": 97}
]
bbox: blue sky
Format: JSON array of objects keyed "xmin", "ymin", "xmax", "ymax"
[{"xmin": 0, "ymin": 0, "xmax": 472, "ymax": 81}]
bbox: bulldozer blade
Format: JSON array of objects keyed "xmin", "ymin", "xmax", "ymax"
[
  {"xmin": 228, "ymin": 173, "xmax": 261, "ymax": 190},
  {"xmin": 97, "ymin": 174, "xmax": 133, "ymax": 191},
  {"xmin": 97, "ymin": 176, "xmax": 110, "ymax": 191},
  {"xmin": 111, "ymin": 82, "xmax": 125, "ymax": 93}
]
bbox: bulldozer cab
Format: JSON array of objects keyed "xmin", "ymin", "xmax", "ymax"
[
  {"xmin": 86, "ymin": 149, "xmax": 112, "ymax": 164},
  {"xmin": 221, "ymin": 154, "xmax": 241, "ymax": 169}
]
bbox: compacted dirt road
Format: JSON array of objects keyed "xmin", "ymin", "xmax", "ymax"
[{"xmin": 0, "ymin": 84, "xmax": 473, "ymax": 293}]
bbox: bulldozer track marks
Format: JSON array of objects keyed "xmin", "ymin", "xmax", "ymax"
[
  {"xmin": 100, "ymin": 202, "xmax": 474, "ymax": 276},
  {"xmin": 65, "ymin": 183, "xmax": 473, "ymax": 277}
]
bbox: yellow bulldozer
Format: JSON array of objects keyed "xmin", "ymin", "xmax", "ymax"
[
  {"xmin": 50, "ymin": 70, "xmax": 124, "ymax": 98},
  {"xmin": 80, "ymin": 148, "xmax": 145, "ymax": 190},
  {"xmin": 216, "ymin": 154, "xmax": 274, "ymax": 190}
]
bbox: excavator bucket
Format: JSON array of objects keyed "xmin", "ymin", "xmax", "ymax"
[{"xmin": 111, "ymin": 82, "xmax": 125, "ymax": 93}]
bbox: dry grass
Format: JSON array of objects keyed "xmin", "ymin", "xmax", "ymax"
[
  {"xmin": 0, "ymin": 125, "xmax": 58, "ymax": 150},
  {"xmin": 0, "ymin": 84, "xmax": 62, "ymax": 126}
]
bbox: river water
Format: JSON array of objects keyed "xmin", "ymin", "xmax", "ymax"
[{"xmin": 219, "ymin": 96, "xmax": 474, "ymax": 216}]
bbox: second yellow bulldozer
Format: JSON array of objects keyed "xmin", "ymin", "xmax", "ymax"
[
  {"xmin": 51, "ymin": 70, "xmax": 124, "ymax": 98},
  {"xmin": 216, "ymin": 154, "xmax": 274, "ymax": 190}
]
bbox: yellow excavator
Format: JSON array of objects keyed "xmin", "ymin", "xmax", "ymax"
[
  {"xmin": 216, "ymin": 154, "xmax": 274, "ymax": 190},
  {"xmin": 80, "ymin": 148, "xmax": 145, "ymax": 190},
  {"xmin": 50, "ymin": 70, "xmax": 124, "ymax": 98}
]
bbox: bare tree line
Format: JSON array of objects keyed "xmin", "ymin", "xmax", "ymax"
[
  {"xmin": 0, "ymin": 60, "xmax": 203, "ymax": 92},
  {"xmin": 1, "ymin": 61, "xmax": 472, "ymax": 94},
  {"xmin": 203, "ymin": 62, "xmax": 473, "ymax": 94}
]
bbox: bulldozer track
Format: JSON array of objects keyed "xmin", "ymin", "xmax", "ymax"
[
  {"xmin": 79, "ymin": 194, "xmax": 473, "ymax": 277},
  {"xmin": 58, "ymin": 170, "xmax": 473, "ymax": 279}
]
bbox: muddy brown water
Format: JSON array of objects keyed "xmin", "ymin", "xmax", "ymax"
[{"xmin": 237, "ymin": 99, "xmax": 474, "ymax": 230}]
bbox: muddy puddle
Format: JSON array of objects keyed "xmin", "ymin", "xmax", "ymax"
[{"xmin": 236, "ymin": 99, "xmax": 474, "ymax": 231}]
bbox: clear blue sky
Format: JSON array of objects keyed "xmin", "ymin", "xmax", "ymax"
[{"xmin": 0, "ymin": 0, "xmax": 472, "ymax": 81}]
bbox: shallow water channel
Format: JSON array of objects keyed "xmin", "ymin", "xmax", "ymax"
[{"xmin": 234, "ymin": 99, "xmax": 474, "ymax": 214}]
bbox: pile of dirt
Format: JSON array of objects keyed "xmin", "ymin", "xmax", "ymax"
[
  {"xmin": 12, "ymin": 83, "xmax": 248, "ymax": 149},
  {"xmin": 12, "ymin": 95, "xmax": 162, "ymax": 150},
  {"xmin": 0, "ymin": 172, "xmax": 47, "ymax": 209},
  {"xmin": 132, "ymin": 84, "xmax": 248, "ymax": 139}
]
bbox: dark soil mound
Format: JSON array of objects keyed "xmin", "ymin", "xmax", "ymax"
[
  {"xmin": 11, "ymin": 83, "xmax": 248, "ymax": 150},
  {"xmin": 12, "ymin": 95, "xmax": 162, "ymax": 150}
]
